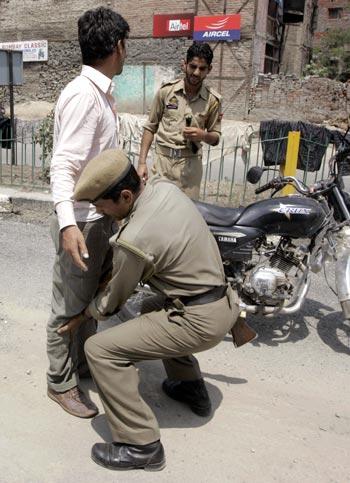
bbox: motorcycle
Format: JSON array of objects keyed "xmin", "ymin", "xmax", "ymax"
[
  {"xmin": 121, "ymin": 132, "xmax": 350, "ymax": 327},
  {"xmin": 195, "ymin": 131, "xmax": 350, "ymax": 321}
]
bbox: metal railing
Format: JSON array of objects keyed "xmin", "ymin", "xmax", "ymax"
[
  {"xmin": 0, "ymin": 126, "xmax": 336, "ymax": 206},
  {"xmin": 0, "ymin": 123, "xmax": 48, "ymax": 189}
]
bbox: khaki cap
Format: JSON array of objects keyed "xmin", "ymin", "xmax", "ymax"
[{"xmin": 74, "ymin": 149, "xmax": 131, "ymax": 202}]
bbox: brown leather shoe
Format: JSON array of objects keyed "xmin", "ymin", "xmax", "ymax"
[{"xmin": 47, "ymin": 386, "xmax": 98, "ymax": 418}]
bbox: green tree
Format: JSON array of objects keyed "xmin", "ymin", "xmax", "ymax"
[
  {"xmin": 34, "ymin": 108, "xmax": 54, "ymax": 163},
  {"xmin": 306, "ymin": 29, "xmax": 350, "ymax": 82}
]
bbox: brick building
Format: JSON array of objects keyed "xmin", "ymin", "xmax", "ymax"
[
  {"xmin": 314, "ymin": 0, "xmax": 350, "ymax": 43},
  {"xmin": 0, "ymin": 0, "xmax": 316, "ymax": 119},
  {"xmin": 253, "ymin": 0, "xmax": 316, "ymax": 77}
]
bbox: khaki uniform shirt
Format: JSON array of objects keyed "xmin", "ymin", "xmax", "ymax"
[
  {"xmin": 144, "ymin": 78, "xmax": 222, "ymax": 151},
  {"xmin": 88, "ymin": 177, "xmax": 226, "ymax": 320}
]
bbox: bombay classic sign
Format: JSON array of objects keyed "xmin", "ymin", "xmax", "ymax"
[{"xmin": 0, "ymin": 40, "xmax": 48, "ymax": 62}]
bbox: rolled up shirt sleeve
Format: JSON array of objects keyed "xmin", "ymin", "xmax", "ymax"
[
  {"xmin": 50, "ymin": 92, "xmax": 99, "ymax": 230},
  {"xmin": 206, "ymin": 97, "xmax": 222, "ymax": 145},
  {"xmin": 88, "ymin": 247, "xmax": 147, "ymax": 320},
  {"xmin": 143, "ymin": 89, "xmax": 164, "ymax": 134}
]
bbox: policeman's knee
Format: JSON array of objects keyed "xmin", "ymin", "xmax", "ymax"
[{"xmin": 84, "ymin": 335, "xmax": 100, "ymax": 361}]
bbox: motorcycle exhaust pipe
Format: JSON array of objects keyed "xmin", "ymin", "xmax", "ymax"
[
  {"xmin": 240, "ymin": 276, "xmax": 311, "ymax": 317},
  {"xmin": 335, "ymin": 249, "xmax": 350, "ymax": 320}
]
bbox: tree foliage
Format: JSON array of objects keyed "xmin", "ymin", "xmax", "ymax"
[
  {"xmin": 34, "ymin": 108, "xmax": 54, "ymax": 163},
  {"xmin": 305, "ymin": 29, "xmax": 350, "ymax": 82}
]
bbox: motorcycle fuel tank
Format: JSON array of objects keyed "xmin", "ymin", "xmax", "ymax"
[{"xmin": 236, "ymin": 196, "xmax": 326, "ymax": 238}]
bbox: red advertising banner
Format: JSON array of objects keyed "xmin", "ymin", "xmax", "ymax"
[
  {"xmin": 153, "ymin": 13, "xmax": 194, "ymax": 38},
  {"xmin": 194, "ymin": 14, "xmax": 241, "ymax": 41}
]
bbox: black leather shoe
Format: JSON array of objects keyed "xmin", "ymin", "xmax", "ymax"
[
  {"xmin": 162, "ymin": 378, "xmax": 212, "ymax": 417},
  {"xmin": 91, "ymin": 441, "xmax": 166, "ymax": 471}
]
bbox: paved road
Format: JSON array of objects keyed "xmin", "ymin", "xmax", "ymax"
[{"xmin": 0, "ymin": 217, "xmax": 349, "ymax": 483}]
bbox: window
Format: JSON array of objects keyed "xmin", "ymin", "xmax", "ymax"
[
  {"xmin": 268, "ymin": 0, "xmax": 278, "ymax": 18},
  {"xmin": 328, "ymin": 8, "xmax": 343, "ymax": 19},
  {"xmin": 264, "ymin": 43, "xmax": 280, "ymax": 74}
]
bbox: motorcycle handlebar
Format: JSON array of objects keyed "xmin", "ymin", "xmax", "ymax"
[
  {"xmin": 254, "ymin": 176, "xmax": 310, "ymax": 196},
  {"xmin": 255, "ymin": 180, "xmax": 276, "ymax": 194}
]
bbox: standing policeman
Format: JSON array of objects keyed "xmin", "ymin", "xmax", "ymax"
[
  {"xmin": 137, "ymin": 42, "xmax": 222, "ymax": 200},
  {"xmin": 59, "ymin": 149, "xmax": 239, "ymax": 471}
]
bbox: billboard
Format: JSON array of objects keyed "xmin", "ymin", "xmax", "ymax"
[
  {"xmin": 193, "ymin": 15, "xmax": 241, "ymax": 41},
  {"xmin": 0, "ymin": 40, "xmax": 48, "ymax": 62},
  {"xmin": 153, "ymin": 14, "xmax": 194, "ymax": 38},
  {"xmin": 0, "ymin": 50, "xmax": 23, "ymax": 85}
]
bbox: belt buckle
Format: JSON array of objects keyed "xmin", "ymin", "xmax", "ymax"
[{"xmin": 170, "ymin": 148, "xmax": 181, "ymax": 159}]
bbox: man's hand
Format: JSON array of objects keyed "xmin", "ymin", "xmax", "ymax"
[
  {"xmin": 183, "ymin": 127, "xmax": 205, "ymax": 143},
  {"xmin": 137, "ymin": 163, "xmax": 149, "ymax": 183},
  {"xmin": 57, "ymin": 313, "xmax": 85, "ymax": 335},
  {"xmin": 61, "ymin": 225, "xmax": 89, "ymax": 271},
  {"xmin": 57, "ymin": 308, "xmax": 93, "ymax": 335}
]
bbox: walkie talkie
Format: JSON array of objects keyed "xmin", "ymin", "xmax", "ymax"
[{"xmin": 185, "ymin": 115, "xmax": 199, "ymax": 154}]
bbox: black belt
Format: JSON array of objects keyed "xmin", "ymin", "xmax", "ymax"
[{"xmin": 170, "ymin": 285, "xmax": 227, "ymax": 307}]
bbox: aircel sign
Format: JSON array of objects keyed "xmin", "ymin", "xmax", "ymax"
[{"xmin": 193, "ymin": 15, "xmax": 241, "ymax": 41}]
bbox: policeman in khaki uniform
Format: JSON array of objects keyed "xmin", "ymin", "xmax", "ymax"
[
  {"xmin": 138, "ymin": 42, "xmax": 222, "ymax": 200},
  {"xmin": 59, "ymin": 149, "xmax": 239, "ymax": 472}
]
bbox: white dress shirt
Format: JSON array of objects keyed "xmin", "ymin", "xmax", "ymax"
[{"xmin": 50, "ymin": 65, "xmax": 118, "ymax": 230}]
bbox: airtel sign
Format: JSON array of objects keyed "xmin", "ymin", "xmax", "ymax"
[{"xmin": 153, "ymin": 14, "xmax": 194, "ymax": 38}]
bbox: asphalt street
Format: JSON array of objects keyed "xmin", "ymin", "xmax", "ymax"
[{"xmin": 0, "ymin": 216, "xmax": 349, "ymax": 483}]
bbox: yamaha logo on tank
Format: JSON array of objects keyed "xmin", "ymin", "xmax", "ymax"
[{"xmin": 193, "ymin": 14, "xmax": 241, "ymax": 42}]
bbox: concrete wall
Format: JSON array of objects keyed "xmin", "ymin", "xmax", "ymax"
[
  {"xmin": 0, "ymin": 0, "xmax": 257, "ymax": 118},
  {"xmin": 281, "ymin": 0, "xmax": 316, "ymax": 76},
  {"xmin": 252, "ymin": 0, "xmax": 267, "ymax": 76}
]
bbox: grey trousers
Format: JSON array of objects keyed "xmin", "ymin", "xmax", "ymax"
[
  {"xmin": 85, "ymin": 289, "xmax": 239, "ymax": 445},
  {"xmin": 46, "ymin": 215, "xmax": 113, "ymax": 392}
]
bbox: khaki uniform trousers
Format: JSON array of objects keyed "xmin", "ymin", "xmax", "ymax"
[
  {"xmin": 151, "ymin": 151, "xmax": 203, "ymax": 200},
  {"xmin": 46, "ymin": 215, "xmax": 113, "ymax": 392},
  {"xmin": 85, "ymin": 288, "xmax": 239, "ymax": 445}
]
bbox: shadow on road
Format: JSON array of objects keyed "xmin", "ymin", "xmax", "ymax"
[
  {"xmin": 90, "ymin": 374, "xmax": 225, "ymax": 443},
  {"xmin": 317, "ymin": 310, "xmax": 350, "ymax": 355},
  {"xmin": 220, "ymin": 297, "xmax": 349, "ymax": 353},
  {"xmin": 85, "ymin": 295, "xmax": 349, "ymax": 445},
  {"xmin": 201, "ymin": 372, "xmax": 247, "ymax": 385},
  {"xmin": 83, "ymin": 356, "xmax": 243, "ymax": 442}
]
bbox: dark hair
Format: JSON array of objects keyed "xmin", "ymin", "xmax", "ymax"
[
  {"xmin": 101, "ymin": 165, "xmax": 141, "ymax": 202},
  {"xmin": 186, "ymin": 42, "xmax": 213, "ymax": 65},
  {"xmin": 78, "ymin": 7, "xmax": 130, "ymax": 65}
]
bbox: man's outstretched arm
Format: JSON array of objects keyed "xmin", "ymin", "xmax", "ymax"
[{"xmin": 57, "ymin": 247, "xmax": 147, "ymax": 334}]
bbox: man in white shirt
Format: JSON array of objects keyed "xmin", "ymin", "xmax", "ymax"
[{"xmin": 47, "ymin": 7, "xmax": 130, "ymax": 418}]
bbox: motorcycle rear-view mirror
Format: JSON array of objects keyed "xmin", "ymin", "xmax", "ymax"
[{"xmin": 247, "ymin": 166, "xmax": 264, "ymax": 184}]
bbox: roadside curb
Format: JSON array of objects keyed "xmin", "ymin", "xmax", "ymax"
[{"xmin": 0, "ymin": 186, "xmax": 53, "ymax": 214}]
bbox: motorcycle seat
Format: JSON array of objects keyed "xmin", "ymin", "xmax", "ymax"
[{"xmin": 195, "ymin": 201, "xmax": 245, "ymax": 227}]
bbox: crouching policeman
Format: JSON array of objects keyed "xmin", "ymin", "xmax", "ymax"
[{"xmin": 58, "ymin": 149, "xmax": 239, "ymax": 471}]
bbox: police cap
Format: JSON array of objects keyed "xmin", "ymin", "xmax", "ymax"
[{"xmin": 74, "ymin": 149, "xmax": 131, "ymax": 202}]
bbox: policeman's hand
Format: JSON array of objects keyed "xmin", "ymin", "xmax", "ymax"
[
  {"xmin": 57, "ymin": 313, "xmax": 85, "ymax": 335},
  {"xmin": 61, "ymin": 225, "xmax": 89, "ymax": 271},
  {"xmin": 183, "ymin": 127, "xmax": 205, "ymax": 142},
  {"xmin": 137, "ymin": 163, "xmax": 149, "ymax": 183}
]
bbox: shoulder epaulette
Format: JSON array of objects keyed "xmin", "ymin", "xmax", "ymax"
[
  {"xmin": 160, "ymin": 78, "xmax": 181, "ymax": 89},
  {"xmin": 207, "ymin": 86, "xmax": 222, "ymax": 102}
]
